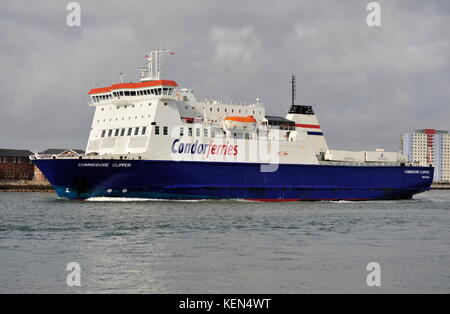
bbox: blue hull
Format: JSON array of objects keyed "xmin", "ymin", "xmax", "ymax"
[{"xmin": 33, "ymin": 159, "xmax": 433, "ymax": 201}]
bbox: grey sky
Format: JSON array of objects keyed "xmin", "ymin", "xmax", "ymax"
[{"xmin": 0, "ymin": 0, "xmax": 449, "ymax": 152}]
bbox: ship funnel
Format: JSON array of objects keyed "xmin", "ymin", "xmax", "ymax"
[{"xmin": 286, "ymin": 74, "xmax": 329, "ymax": 155}]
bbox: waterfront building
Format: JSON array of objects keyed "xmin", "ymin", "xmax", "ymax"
[
  {"xmin": 401, "ymin": 129, "xmax": 450, "ymax": 183},
  {"xmin": 0, "ymin": 149, "xmax": 34, "ymax": 180}
]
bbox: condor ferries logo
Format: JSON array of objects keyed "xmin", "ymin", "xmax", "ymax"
[
  {"xmin": 169, "ymin": 126, "xmax": 280, "ymax": 172},
  {"xmin": 171, "ymin": 139, "xmax": 238, "ymax": 158}
]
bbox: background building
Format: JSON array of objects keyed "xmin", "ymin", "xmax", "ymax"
[
  {"xmin": 33, "ymin": 149, "xmax": 85, "ymax": 182},
  {"xmin": 0, "ymin": 149, "xmax": 34, "ymax": 180},
  {"xmin": 1, "ymin": 148, "xmax": 84, "ymax": 183},
  {"xmin": 401, "ymin": 129, "xmax": 450, "ymax": 183}
]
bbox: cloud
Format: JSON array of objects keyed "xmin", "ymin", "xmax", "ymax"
[
  {"xmin": 294, "ymin": 24, "xmax": 317, "ymax": 39},
  {"xmin": 0, "ymin": 0, "xmax": 449, "ymax": 152},
  {"xmin": 210, "ymin": 26, "xmax": 262, "ymax": 65}
]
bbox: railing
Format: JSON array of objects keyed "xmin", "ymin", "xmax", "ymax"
[
  {"xmin": 88, "ymin": 92, "xmax": 177, "ymax": 106},
  {"xmin": 199, "ymin": 99, "xmax": 264, "ymax": 107},
  {"xmin": 319, "ymin": 161, "xmax": 421, "ymax": 167}
]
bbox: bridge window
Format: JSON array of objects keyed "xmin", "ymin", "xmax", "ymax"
[
  {"xmin": 188, "ymin": 128, "xmax": 193, "ymax": 136},
  {"xmin": 101, "ymin": 130, "xmax": 106, "ymax": 138},
  {"xmin": 154, "ymin": 126, "xmax": 160, "ymax": 135},
  {"xmin": 127, "ymin": 128, "xmax": 132, "ymax": 136},
  {"xmin": 142, "ymin": 127, "xmax": 147, "ymax": 135},
  {"xmin": 114, "ymin": 129, "xmax": 120, "ymax": 136},
  {"xmin": 108, "ymin": 130, "xmax": 113, "ymax": 137},
  {"xmin": 163, "ymin": 126, "xmax": 168, "ymax": 135},
  {"xmin": 120, "ymin": 129, "xmax": 125, "ymax": 136},
  {"xmin": 180, "ymin": 127, "xmax": 184, "ymax": 136},
  {"xmin": 204, "ymin": 129, "xmax": 208, "ymax": 137},
  {"xmin": 196, "ymin": 128, "xmax": 201, "ymax": 137},
  {"xmin": 135, "ymin": 127, "xmax": 140, "ymax": 135}
]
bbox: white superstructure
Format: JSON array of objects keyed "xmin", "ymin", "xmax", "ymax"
[{"xmin": 84, "ymin": 50, "xmax": 408, "ymax": 167}]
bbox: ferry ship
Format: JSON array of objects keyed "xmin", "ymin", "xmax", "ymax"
[{"xmin": 32, "ymin": 50, "xmax": 433, "ymax": 201}]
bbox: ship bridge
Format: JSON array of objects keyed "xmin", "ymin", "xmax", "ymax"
[
  {"xmin": 88, "ymin": 49, "xmax": 178, "ymax": 104},
  {"xmin": 88, "ymin": 80, "xmax": 178, "ymax": 104}
]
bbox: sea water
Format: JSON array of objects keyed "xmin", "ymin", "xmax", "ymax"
[{"xmin": 0, "ymin": 190, "xmax": 449, "ymax": 293}]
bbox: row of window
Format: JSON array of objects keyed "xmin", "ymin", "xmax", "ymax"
[
  {"xmin": 101, "ymin": 127, "xmax": 148, "ymax": 138},
  {"xmin": 178, "ymin": 127, "xmax": 255, "ymax": 140},
  {"xmin": 99, "ymin": 125, "xmax": 257, "ymax": 140},
  {"xmin": 186, "ymin": 105, "xmax": 261, "ymax": 116},
  {"xmin": 0, "ymin": 171, "xmax": 33, "ymax": 179},
  {"xmin": 154, "ymin": 126, "xmax": 169, "ymax": 135},
  {"xmin": 100, "ymin": 126, "xmax": 172, "ymax": 138},
  {"xmin": 0, "ymin": 157, "xmax": 30, "ymax": 164},
  {"xmin": 179, "ymin": 127, "xmax": 210, "ymax": 137},
  {"xmin": 97, "ymin": 114, "xmax": 151, "ymax": 123},
  {"xmin": 92, "ymin": 88, "xmax": 174, "ymax": 103}
]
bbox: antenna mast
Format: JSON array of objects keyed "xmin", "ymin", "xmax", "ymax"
[
  {"xmin": 291, "ymin": 74, "xmax": 296, "ymax": 107},
  {"xmin": 141, "ymin": 49, "xmax": 175, "ymax": 82}
]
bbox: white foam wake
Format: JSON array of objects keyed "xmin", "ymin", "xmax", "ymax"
[{"xmin": 85, "ymin": 197, "xmax": 210, "ymax": 202}]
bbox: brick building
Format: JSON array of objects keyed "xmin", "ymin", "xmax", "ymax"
[
  {"xmin": 0, "ymin": 149, "xmax": 34, "ymax": 180},
  {"xmin": 32, "ymin": 149, "xmax": 85, "ymax": 182}
]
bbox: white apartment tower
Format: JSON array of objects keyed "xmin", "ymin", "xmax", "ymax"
[{"xmin": 401, "ymin": 129, "xmax": 450, "ymax": 183}]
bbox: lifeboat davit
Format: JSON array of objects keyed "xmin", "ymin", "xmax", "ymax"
[{"xmin": 224, "ymin": 116, "xmax": 257, "ymax": 130}]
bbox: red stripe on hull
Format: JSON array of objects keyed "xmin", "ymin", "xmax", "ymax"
[
  {"xmin": 295, "ymin": 124, "xmax": 321, "ymax": 129},
  {"xmin": 245, "ymin": 198, "xmax": 374, "ymax": 202},
  {"xmin": 246, "ymin": 199, "xmax": 302, "ymax": 202}
]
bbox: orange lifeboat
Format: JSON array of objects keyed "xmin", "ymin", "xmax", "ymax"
[{"xmin": 224, "ymin": 116, "xmax": 257, "ymax": 130}]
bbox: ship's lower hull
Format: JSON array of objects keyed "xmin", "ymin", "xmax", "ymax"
[{"xmin": 33, "ymin": 159, "xmax": 433, "ymax": 201}]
